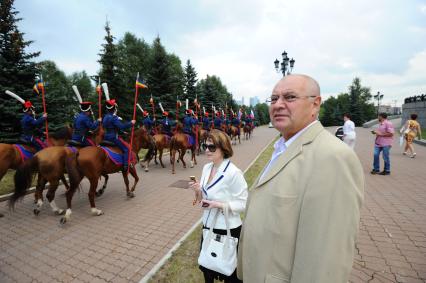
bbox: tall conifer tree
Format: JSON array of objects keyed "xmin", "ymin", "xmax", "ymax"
[{"xmin": 0, "ymin": 0, "xmax": 40, "ymax": 142}]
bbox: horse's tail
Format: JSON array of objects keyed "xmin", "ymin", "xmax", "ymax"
[
  {"xmin": 9, "ymin": 156, "xmax": 39, "ymax": 208},
  {"xmin": 65, "ymin": 152, "xmax": 82, "ymax": 195},
  {"xmin": 142, "ymin": 140, "xmax": 156, "ymax": 162}
]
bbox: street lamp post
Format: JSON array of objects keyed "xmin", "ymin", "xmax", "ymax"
[
  {"xmin": 374, "ymin": 91, "xmax": 384, "ymax": 116},
  {"xmin": 274, "ymin": 51, "xmax": 295, "ymax": 76}
]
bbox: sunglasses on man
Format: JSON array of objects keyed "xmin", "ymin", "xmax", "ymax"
[{"xmin": 202, "ymin": 143, "xmax": 217, "ymax": 152}]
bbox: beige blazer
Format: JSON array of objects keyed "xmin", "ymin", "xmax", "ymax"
[{"xmin": 238, "ymin": 122, "xmax": 364, "ymax": 283}]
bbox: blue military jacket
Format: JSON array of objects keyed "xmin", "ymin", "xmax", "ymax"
[
  {"xmin": 214, "ymin": 117, "xmax": 223, "ymax": 128},
  {"xmin": 202, "ymin": 117, "xmax": 211, "ymax": 129},
  {"xmin": 72, "ymin": 112, "xmax": 99, "ymax": 140},
  {"xmin": 232, "ymin": 118, "xmax": 240, "ymax": 127},
  {"xmin": 20, "ymin": 113, "xmax": 45, "ymax": 140},
  {"xmin": 102, "ymin": 113, "xmax": 132, "ymax": 140},
  {"xmin": 143, "ymin": 116, "xmax": 154, "ymax": 129},
  {"xmin": 183, "ymin": 116, "xmax": 196, "ymax": 134}
]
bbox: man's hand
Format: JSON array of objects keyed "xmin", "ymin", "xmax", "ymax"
[
  {"xmin": 42, "ymin": 113, "xmax": 47, "ymax": 118},
  {"xmin": 131, "ymin": 120, "xmax": 136, "ymax": 125}
]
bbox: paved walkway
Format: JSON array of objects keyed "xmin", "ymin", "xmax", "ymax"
[
  {"xmin": 1, "ymin": 124, "xmax": 425, "ymax": 283},
  {"xmin": 349, "ymin": 126, "xmax": 426, "ymax": 283},
  {"xmin": 0, "ymin": 126, "xmax": 277, "ymax": 283}
]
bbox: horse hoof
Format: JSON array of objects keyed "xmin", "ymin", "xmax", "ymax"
[
  {"xmin": 59, "ymin": 217, "xmax": 67, "ymax": 225},
  {"xmin": 91, "ymin": 208, "xmax": 103, "ymax": 216},
  {"xmin": 127, "ymin": 192, "xmax": 135, "ymax": 198},
  {"xmin": 145, "ymin": 168, "xmax": 149, "ymax": 172},
  {"xmin": 33, "ymin": 209, "xmax": 40, "ymax": 216},
  {"xmin": 55, "ymin": 209, "xmax": 65, "ymax": 216}
]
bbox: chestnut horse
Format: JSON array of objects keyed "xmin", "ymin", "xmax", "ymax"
[
  {"xmin": 152, "ymin": 124, "xmax": 171, "ymax": 168},
  {"xmin": 243, "ymin": 123, "xmax": 252, "ymax": 140},
  {"xmin": 197, "ymin": 128, "xmax": 209, "ymax": 155},
  {"xmin": 9, "ymin": 127, "xmax": 107, "ymax": 216},
  {"xmin": 132, "ymin": 126, "xmax": 156, "ymax": 172},
  {"xmin": 60, "ymin": 135, "xmax": 144, "ymax": 224},
  {"xmin": 229, "ymin": 125, "xmax": 241, "ymax": 145},
  {"xmin": 0, "ymin": 126, "xmax": 72, "ymax": 183},
  {"xmin": 169, "ymin": 123, "xmax": 197, "ymax": 174},
  {"xmin": 9, "ymin": 146, "xmax": 79, "ymax": 216}
]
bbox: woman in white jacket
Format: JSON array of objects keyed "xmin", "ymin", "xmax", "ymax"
[{"xmin": 190, "ymin": 129, "xmax": 248, "ymax": 283}]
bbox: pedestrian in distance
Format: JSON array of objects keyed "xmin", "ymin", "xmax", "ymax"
[
  {"xmin": 342, "ymin": 112, "xmax": 356, "ymax": 150},
  {"xmin": 237, "ymin": 74, "xmax": 364, "ymax": 283},
  {"xmin": 371, "ymin": 112, "xmax": 394, "ymax": 175},
  {"xmin": 400, "ymin": 113, "xmax": 422, "ymax": 158}
]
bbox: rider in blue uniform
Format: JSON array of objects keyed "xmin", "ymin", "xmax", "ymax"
[
  {"xmin": 213, "ymin": 111, "xmax": 223, "ymax": 131},
  {"xmin": 102, "ymin": 99, "xmax": 135, "ymax": 172},
  {"xmin": 142, "ymin": 111, "xmax": 155, "ymax": 135},
  {"xmin": 202, "ymin": 112, "xmax": 211, "ymax": 131},
  {"xmin": 183, "ymin": 109, "xmax": 197, "ymax": 144},
  {"xmin": 160, "ymin": 111, "xmax": 174, "ymax": 136},
  {"xmin": 245, "ymin": 115, "xmax": 253, "ymax": 128},
  {"xmin": 20, "ymin": 100, "xmax": 47, "ymax": 151},
  {"xmin": 70, "ymin": 101, "xmax": 100, "ymax": 146},
  {"xmin": 231, "ymin": 113, "xmax": 241, "ymax": 135}
]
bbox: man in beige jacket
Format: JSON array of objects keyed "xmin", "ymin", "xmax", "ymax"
[{"xmin": 238, "ymin": 74, "xmax": 364, "ymax": 283}]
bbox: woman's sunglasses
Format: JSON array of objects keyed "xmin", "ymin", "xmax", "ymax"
[{"xmin": 202, "ymin": 143, "xmax": 217, "ymax": 152}]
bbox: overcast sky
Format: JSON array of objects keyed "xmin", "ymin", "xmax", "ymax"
[{"xmin": 15, "ymin": 0, "xmax": 426, "ymax": 106}]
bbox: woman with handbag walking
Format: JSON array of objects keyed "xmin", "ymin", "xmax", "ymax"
[
  {"xmin": 401, "ymin": 113, "xmax": 422, "ymax": 158},
  {"xmin": 190, "ymin": 129, "xmax": 248, "ymax": 283}
]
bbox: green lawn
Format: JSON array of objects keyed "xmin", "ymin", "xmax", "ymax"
[
  {"xmin": 422, "ymin": 129, "xmax": 426, "ymax": 140},
  {"xmin": 148, "ymin": 136, "xmax": 278, "ymax": 283}
]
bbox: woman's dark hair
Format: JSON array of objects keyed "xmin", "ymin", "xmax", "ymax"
[
  {"xmin": 207, "ymin": 129, "xmax": 233, "ymax": 159},
  {"xmin": 379, "ymin": 113, "xmax": 388, "ymax": 119},
  {"xmin": 343, "ymin": 113, "xmax": 351, "ymax": 119},
  {"xmin": 410, "ymin": 113, "xmax": 418, "ymax": 120}
]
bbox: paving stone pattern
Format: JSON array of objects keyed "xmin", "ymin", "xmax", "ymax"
[
  {"xmin": 0, "ymin": 126, "xmax": 277, "ymax": 283},
  {"xmin": 0, "ymin": 125, "xmax": 425, "ymax": 283}
]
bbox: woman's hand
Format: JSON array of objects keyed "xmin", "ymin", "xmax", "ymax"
[{"xmin": 201, "ymin": 199, "xmax": 224, "ymax": 209}]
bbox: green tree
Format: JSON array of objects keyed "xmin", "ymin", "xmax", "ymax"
[
  {"xmin": 148, "ymin": 36, "xmax": 176, "ymax": 115},
  {"xmin": 254, "ymin": 103, "xmax": 270, "ymax": 125},
  {"xmin": 183, "ymin": 59, "xmax": 197, "ymax": 102},
  {"xmin": 98, "ymin": 21, "xmax": 126, "ymax": 115},
  {"xmin": 38, "ymin": 61, "xmax": 74, "ymax": 129},
  {"xmin": 0, "ymin": 0, "xmax": 40, "ymax": 142},
  {"xmin": 116, "ymin": 32, "xmax": 151, "ymax": 119}
]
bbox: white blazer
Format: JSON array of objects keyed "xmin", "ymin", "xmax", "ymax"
[{"xmin": 200, "ymin": 159, "xmax": 248, "ymax": 230}]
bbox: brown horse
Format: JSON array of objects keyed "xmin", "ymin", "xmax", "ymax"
[
  {"xmin": 9, "ymin": 146, "xmax": 79, "ymax": 216},
  {"xmin": 0, "ymin": 126, "xmax": 72, "ymax": 182},
  {"xmin": 8, "ymin": 127, "xmax": 107, "ymax": 216},
  {"xmin": 229, "ymin": 125, "xmax": 241, "ymax": 145},
  {"xmin": 152, "ymin": 124, "xmax": 171, "ymax": 168},
  {"xmin": 197, "ymin": 128, "xmax": 209, "ymax": 155},
  {"xmin": 243, "ymin": 123, "xmax": 252, "ymax": 140},
  {"xmin": 132, "ymin": 126, "xmax": 156, "ymax": 172},
  {"xmin": 169, "ymin": 123, "xmax": 197, "ymax": 174},
  {"xmin": 60, "ymin": 138, "xmax": 143, "ymax": 224}
]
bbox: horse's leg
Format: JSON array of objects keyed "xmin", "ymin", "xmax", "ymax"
[
  {"xmin": 88, "ymin": 176, "xmax": 103, "ymax": 216},
  {"xmin": 45, "ymin": 180, "xmax": 65, "ymax": 215},
  {"xmin": 96, "ymin": 174, "xmax": 109, "ymax": 197},
  {"xmin": 179, "ymin": 149, "xmax": 187, "ymax": 169},
  {"xmin": 60, "ymin": 175, "xmax": 69, "ymax": 191},
  {"xmin": 171, "ymin": 148, "xmax": 176, "ymax": 174},
  {"xmin": 154, "ymin": 148, "xmax": 158, "ymax": 165},
  {"xmin": 192, "ymin": 147, "xmax": 197, "ymax": 166},
  {"xmin": 159, "ymin": 149, "xmax": 165, "ymax": 168},
  {"xmin": 33, "ymin": 176, "xmax": 47, "ymax": 216},
  {"xmin": 127, "ymin": 166, "xmax": 139, "ymax": 198},
  {"xmin": 61, "ymin": 173, "xmax": 84, "ymax": 224}
]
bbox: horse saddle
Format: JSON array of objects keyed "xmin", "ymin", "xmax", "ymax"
[
  {"xmin": 100, "ymin": 140, "xmax": 116, "ymax": 147},
  {"xmin": 13, "ymin": 144, "xmax": 34, "ymax": 162},
  {"xmin": 99, "ymin": 146, "xmax": 136, "ymax": 166}
]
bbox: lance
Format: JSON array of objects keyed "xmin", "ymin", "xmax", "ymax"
[
  {"xmin": 96, "ymin": 77, "xmax": 102, "ymax": 119},
  {"xmin": 150, "ymin": 94, "xmax": 155, "ymax": 120},
  {"xmin": 193, "ymin": 97, "xmax": 199, "ymax": 149},
  {"xmin": 128, "ymin": 73, "xmax": 146, "ymax": 173},
  {"xmin": 37, "ymin": 75, "xmax": 49, "ymax": 144}
]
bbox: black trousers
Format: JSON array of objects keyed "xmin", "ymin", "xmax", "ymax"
[{"xmin": 199, "ymin": 225, "xmax": 243, "ymax": 283}]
